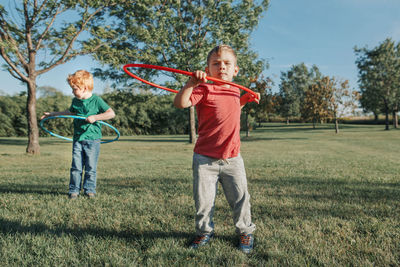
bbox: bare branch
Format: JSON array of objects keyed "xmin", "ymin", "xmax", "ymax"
[
  {"xmin": 24, "ymin": 1, "xmax": 35, "ymax": 64},
  {"xmin": 0, "ymin": 46, "xmax": 29, "ymax": 82},
  {"xmin": 35, "ymin": 4, "xmax": 64, "ymax": 51},
  {"xmin": 36, "ymin": 5, "xmax": 106, "ymax": 75},
  {"xmin": 7, "ymin": 66, "xmax": 24, "ymax": 82},
  {"xmin": 36, "ymin": 42, "xmax": 105, "ymax": 76},
  {"xmin": 0, "ymin": 12, "xmax": 28, "ymax": 66}
]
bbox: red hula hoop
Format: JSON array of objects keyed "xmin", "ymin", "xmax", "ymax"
[{"xmin": 123, "ymin": 63, "xmax": 259, "ymax": 99}]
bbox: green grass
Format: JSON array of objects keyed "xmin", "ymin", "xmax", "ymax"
[{"xmin": 0, "ymin": 124, "xmax": 399, "ymax": 266}]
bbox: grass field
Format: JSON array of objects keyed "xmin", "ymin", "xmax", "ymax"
[{"xmin": 0, "ymin": 123, "xmax": 399, "ymax": 266}]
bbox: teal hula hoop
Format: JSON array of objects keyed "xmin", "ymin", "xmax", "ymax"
[{"xmin": 40, "ymin": 115, "xmax": 120, "ymax": 144}]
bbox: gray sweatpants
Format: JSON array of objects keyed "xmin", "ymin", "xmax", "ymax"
[{"xmin": 192, "ymin": 153, "xmax": 256, "ymax": 235}]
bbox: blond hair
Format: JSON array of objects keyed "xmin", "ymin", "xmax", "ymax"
[
  {"xmin": 206, "ymin": 45, "xmax": 237, "ymax": 66},
  {"xmin": 67, "ymin": 70, "xmax": 94, "ymax": 91}
]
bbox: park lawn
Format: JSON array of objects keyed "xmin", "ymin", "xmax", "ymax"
[{"xmin": 0, "ymin": 123, "xmax": 399, "ymax": 266}]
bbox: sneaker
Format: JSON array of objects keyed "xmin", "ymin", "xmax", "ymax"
[
  {"xmin": 86, "ymin": 193, "xmax": 95, "ymax": 199},
  {"xmin": 238, "ymin": 233, "xmax": 254, "ymax": 254},
  {"xmin": 189, "ymin": 233, "xmax": 214, "ymax": 249},
  {"xmin": 69, "ymin": 193, "xmax": 78, "ymax": 199}
]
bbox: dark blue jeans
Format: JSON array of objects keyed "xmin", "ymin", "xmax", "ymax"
[{"xmin": 69, "ymin": 139, "xmax": 100, "ymax": 195}]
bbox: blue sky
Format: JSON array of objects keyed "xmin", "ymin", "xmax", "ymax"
[{"xmin": 1, "ymin": 0, "xmax": 400, "ymax": 96}]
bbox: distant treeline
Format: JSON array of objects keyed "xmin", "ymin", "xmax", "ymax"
[
  {"xmin": 0, "ymin": 91, "xmax": 190, "ymax": 137},
  {"xmin": 1, "ymin": 90, "xmax": 394, "ymax": 138}
]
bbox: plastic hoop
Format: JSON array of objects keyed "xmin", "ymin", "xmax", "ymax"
[
  {"xmin": 40, "ymin": 115, "xmax": 120, "ymax": 144},
  {"xmin": 123, "ymin": 63, "xmax": 259, "ymax": 99}
]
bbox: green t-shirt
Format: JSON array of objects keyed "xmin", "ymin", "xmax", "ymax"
[{"xmin": 69, "ymin": 94, "xmax": 110, "ymax": 141}]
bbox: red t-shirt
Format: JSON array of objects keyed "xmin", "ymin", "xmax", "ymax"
[{"xmin": 190, "ymin": 83, "xmax": 241, "ymax": 159}]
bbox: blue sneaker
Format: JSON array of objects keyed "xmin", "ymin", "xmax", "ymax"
[
  {"xmin": 238, "ymin": 233, "xmax": 254, "ymax": 253},
  {"xmin": 189, "ymin": 233, "xmax": 214, "ymax": 249},
  {"xmin": 69, "ymin": 193, "xmax": 78, "ymax": 200}
]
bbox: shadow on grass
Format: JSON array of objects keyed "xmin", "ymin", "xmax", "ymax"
[
  {"xmin": 254, "ymin": 123, "xmax": 379, "ymax": 133},
  {"xmin": 0, "ymin": 183, "xmax": 64, "ymax": 196},
  {"xmin": 251, "ymin": 176, "xmax": 400, "ymax": 220},
  {"xmin": 100, "ymin": 177, "xmax": 192, "ymax": 195},
  {"xmin": 0, "ymin": 217, "xmax": 192, "ymax": 247},
  {"xmin": 0, "ymin": 138, "xmax": 28, "ymax": 146},
  {"xmin": 241, "ymin": 137, "xmax": 308, "ymax": 142},
  {"xmin": 117, "ymin": 137, "xmax": 188, "ymax": 143},
  {"xmin": 0, "ymin": 177, "xmax": 191, "ymax": 199},
  {"xmin": 0, "ymin": 137, "xmax": 72, "ymax": 146}
]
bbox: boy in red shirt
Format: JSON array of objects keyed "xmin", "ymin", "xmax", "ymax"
[{"xmin": 174, "ymin": 45, "xmax": 259, "ymax": 253}]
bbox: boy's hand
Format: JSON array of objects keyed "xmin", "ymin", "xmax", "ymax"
[
  {"xmin": 190, "ymin": 70, "xmax": 208, "ymax": 85},
  {"xmin": 41, "ymin": 112, "xmax": 51, "ymax": 120},
  {"xmin": 86, "ymin": 115, "xmax": 97, "ymax": 124},
  {"xmin": 245, "ymin": 92, "xmax": 261, "ymax": 104}
]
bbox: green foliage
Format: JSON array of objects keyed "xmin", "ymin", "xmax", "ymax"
[
  {"xmin": 36, "ymin": 90, "xmax": 74, "ymax": 137},
  {"xmin": 94, "ymin": 0, "xmax": 269, "ymax": 90},
  {"xmin": 302, "ymin": 76, "xmax": 332, "ymax": 127},
  {"xmin": 102, "ymin": 91, "xmax": 188, "ymax": 135},
  {"xmin": 0, "ymin": 1, "xmax": 118, "ymax": 76},
  {"xmin": 0, "ymin": 95, "xmax": 27, "ymax": 136},
  {"xmin": 0, "ymin": 0, "xmax": 123, "ymax": 153},
  {"xmin": 278, "ymin": 63, "xmax": 322, "ymax": 122},
  {"xmin": 0, "ymin": 90, "xmax": 189, "ymax": 137},
  {"xmin": 355, "ymin": 38, "xmax": 400, "ymax": 119},
  {"xmin": 248, "ymin": 76, "xmax": 276, "ymax": 124}
]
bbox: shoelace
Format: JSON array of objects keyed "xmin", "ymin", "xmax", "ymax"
[{"xmin": 240, "ymin": 234, "xmax": 251, "ymax": 245}]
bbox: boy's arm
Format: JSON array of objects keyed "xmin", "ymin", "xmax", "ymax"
[
  {"xmin": 174, "ymin": 70, "xmax": 207, "ymax": 108},
  {"xmin": 86, "ymin": 108, "xmax": 115, "ymax": 123},
  {"xmin": 240, "ymin": 92, "xmax": 260, "ymax": 109},
  {"xmin": 41, "ymin": 109, "xmax": 74, "ymax": 119}
]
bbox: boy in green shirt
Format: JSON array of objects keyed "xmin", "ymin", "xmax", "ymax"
[{"xmin": 41, "ymin": 70, "xmax": 115, "ymax": 199}]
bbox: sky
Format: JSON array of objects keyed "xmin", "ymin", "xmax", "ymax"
[{"xmin": 1, "ymin": 0, "xmax": 400, "ymax": 96}]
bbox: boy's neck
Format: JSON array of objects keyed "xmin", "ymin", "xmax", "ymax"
[
  {"xmin": 212, "ymin": 81, "xmax": 231, "ymax": 88},
  {"xmin": 79, "ymin": 92, "xmax": 93, "ymax": 99}
]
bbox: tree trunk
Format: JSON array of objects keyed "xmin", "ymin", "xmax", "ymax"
[
  {"xmin": 26, "ymin": 80, "xmax": 40, "ymax": 154},
  {"xmin": 384, "ymin": 103, "xmax": 390, "ymax": 131},
  {"xmin": 286, "ymin": 118, "xmax": 289, "ymax": 125},
  {"xmin": 245, "ymin": 111, "xmax": 250, "ymax": 137},
  {"xmin": 189, "ymin": 106, "xmax": 196, "ymax": 144},
  {"xmin": 373, "ymin": 112, "xmax": 378, "ymax": 122},
  {"xmin": 335, "ymin": 118, "xmax": 339, "ymax": 134},
  {"xmin": 392, "ymin": 109, "xmax": 398, "ymax": 128}
]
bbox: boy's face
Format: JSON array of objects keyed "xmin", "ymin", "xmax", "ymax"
[
  {"xmin": 206, "ymin": 50, "xmax": 239, "ymax": 83},
  {"xmin": 71, "ymin": 84, "xmax": 88, "ymax": 99}
]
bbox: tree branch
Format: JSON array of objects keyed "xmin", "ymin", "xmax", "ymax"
[
  {"xmin": 34, "ymin": 3, "xmax": 64, "ymax": 51},
  {"xmin": 36, "ymin": 5, "xmax": 106, "ymax": 75},
  {"xmin": 0, "ymin": 12, "xmax": 29, "ymax": 66},
  {"xmin": 0, "ymin": 46, "xmax": 29, "ymax": 82}
]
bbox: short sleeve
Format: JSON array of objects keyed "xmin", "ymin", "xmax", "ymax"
[
  {"xmin": 69, "ymin": 98, "xmax": 76, "ymax": 113},
  {"xmin": 190, "ymin": 84, "xmax": 209, "ymax": 106},
  {"xmin": 96, "ymin": 96, "xmax": 110, "ymax": 113}
]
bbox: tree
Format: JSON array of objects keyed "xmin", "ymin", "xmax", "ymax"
[
  {"xmin": 0, "ymin": 0, "xmax": 118, "ymax": 154},
  {"xmin": 250, "ymin": 76, "xmax": 275, "ymax": 125},
  {"xmin": 0, "ymin": 93, "xmax": 27, "ymax": 136},
  {"xmin": 355, "ymin": 38, "xmax": 400, "ymax": 130},
  {"xmin": 278, "ymin": 63, "xmax": 322, "ymax": 124},
  {"xmin": 325, "ymin": 77, "xmax": 359, "ymax": 133},
  {"xmin": 302, "ymin": 76, "xmax": 332, "ymax": 128},
  {"xmin": 94, "ymin": 0, "xmax": 269, "ymax": 143},
  {"xmin": 240, "ymin": 76, "xmax": 273, "ymax": 136}
]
